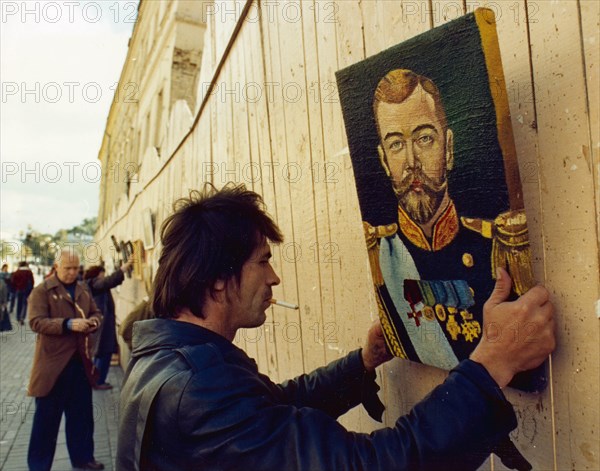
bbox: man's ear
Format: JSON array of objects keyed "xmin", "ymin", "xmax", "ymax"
[
  {"xmin": 445, "ymin": 129, "xmax": 454, "ymax": 171},
  {"xmin": 209, "ymin": 279, "xmax": 227, "ymax": 304},
  {"xmin": 213, "ymin": 279, "xmax": 226, "ymax": 292},
  {"xmin": 378, "ymin": 145, "xmax": 391, "ymax": 177}
]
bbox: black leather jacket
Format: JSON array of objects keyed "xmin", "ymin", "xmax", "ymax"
[{"xmin": 116, "ymin": 319, "xmax": 517, "ymax": 470}]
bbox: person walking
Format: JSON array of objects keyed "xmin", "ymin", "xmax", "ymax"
[
  {"xmin": 1, "ymin": 263, "xmax": 15, "ymax": 314},
  {"xmin": 11, "ymin": 261, "xmax": 34, "ymax": 325},
  {"xmin": 84, "ymin": 260, "xmax": 132, "ymax": 389},
  {"xmin": 0, "ymin": 269, "xmax": 10, "ymax": 331}
]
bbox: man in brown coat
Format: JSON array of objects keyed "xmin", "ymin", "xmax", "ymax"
[{"xmin": 27, "ymin": 249, "xmax": 105, "ymax": 471}]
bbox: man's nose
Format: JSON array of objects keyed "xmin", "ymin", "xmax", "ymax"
[
  {"xmin": 269, "ymin": 267, "xmax": 281, "ymax": 286},
  {"xmin": 406, "ymin": 142, "xmax": 422, "ymax": 170}
]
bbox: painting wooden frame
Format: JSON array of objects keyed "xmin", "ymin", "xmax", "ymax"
[{"xmin": 142, "ymin": 207, "xmax": 155, "ymax": 250}]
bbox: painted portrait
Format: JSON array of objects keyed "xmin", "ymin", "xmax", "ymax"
[{"xmin": 336, "ymin": 9, "xmax": 545, "ymax": 391}]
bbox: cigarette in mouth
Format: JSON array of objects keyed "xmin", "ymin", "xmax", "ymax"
[{"xmin": 269, "ymin": 299, "xmax": 299, "ymax": 310}]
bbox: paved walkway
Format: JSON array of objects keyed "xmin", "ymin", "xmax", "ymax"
[{"xmin": 0, "ymin": 320, "xmax": 123, "ymax": 471}]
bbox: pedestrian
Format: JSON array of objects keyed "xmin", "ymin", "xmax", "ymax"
[
  {"xmin": 0, "ymin": 263, "xmax": 11, "ymax": 287},
  {"xmin": 27, "ymin": 249, "xmax": 104, "ymax": 471},
  {"xmin": 84, "ymin": 260, "xmax": 133, "ymax": 390},
  {"xmin": 116, "ymin": 184, "xmax": 555, "ymax": 470},
  {"xmin": 0, "ymin": 269, "xmax": 10, "ymax": 331},
  {"xmin": 11, "ymin": 261, "xmax": 34, "ymax": 325},
  {"xmin": 1, "ymin": 263, "xmax": 16, "ymax": 313}
]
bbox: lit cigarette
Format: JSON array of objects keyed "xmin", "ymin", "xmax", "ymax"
[{"xmin": 269, "ymin": 299, "xmax": 299, "ymax": 310}]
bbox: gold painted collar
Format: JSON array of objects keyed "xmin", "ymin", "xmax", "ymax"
[{"xmin": 397, "ymin": 200, "xmax": 459, "ymax": 251}]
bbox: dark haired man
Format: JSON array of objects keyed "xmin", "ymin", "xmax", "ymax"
[
  {"xmin": 11, "ymin": 260, "xmax": 34, "ymax": 325},
  {"xmin": 117, "ymin": 184, "xmax": 554, "ymax": 470}
]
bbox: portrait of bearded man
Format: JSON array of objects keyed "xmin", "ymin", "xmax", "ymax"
[
  {"xmin": 336, "ymin": 10, "xmax": 543, "ymax": 392},
  {"xmin": 357, "ymin": 69, "xmax": 536, "ymax": 387},
  {"xmin": 375, "ymin": 69, "xmax": 453, "ymax": 231}
]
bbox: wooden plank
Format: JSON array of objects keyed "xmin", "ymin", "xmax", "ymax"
[
  {"xmin": 194, "ymin": 100, "xmax": 213, "ymax": 186},
  {"xmin": 580, "ymin": 0, "xmax": 600, "ymax": 245},
  {"xmin": 275, "ymin": 0, "xmax": 327, "ymax": 374},
  {"xmin": 229, "ymin": 24, "xmax": 261, "ymax": 364},
  {"xmin": 239, "ymin": 15, "xmax": 282, "ymax": 380},
  {"xmin": 259, "ymin": 1, "xmax": 305, "ymax": 379},
  {"xmin": 361, "ymin": 0, "xmax": 435, "ymax": 54},
  {"xmin": 212, "ymin": 0, "xmax": 240, "ymax": 69},
  {"xmin": 460, "ymin": 1, "xmax": 556, "ymax": 468},
  {"xmin": 528, "ymin": 1, "xmax": 600, "ymax": 469},
  {"xmin": 311, "ymin": 0, "xmax": 346, "ymax": 369},
  {"xmin": 333, "ymin": 0, "xmax": 386, "ymax": 433},
  {"xmin": 298, "ymin": 1, "xmax": 339, "ymax": 369},
  {"xmin": 432, "ymin": 0, "xmax": 467, "ymax": 27}
]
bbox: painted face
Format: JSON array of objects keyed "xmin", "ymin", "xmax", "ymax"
[
  {"xmin": 376, "ymin": 85, "xmax": 452, "ymax": 224},
  {"xmin": 55, "ymin": 254, "xmax": 80, "ymax": 284},
  {"xmin": 228, "ymin": 238, "xmax": 281, "ymax": 330}
]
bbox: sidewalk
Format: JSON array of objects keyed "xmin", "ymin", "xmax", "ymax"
[{"xmin": 0, "ymin": 321, "xmax": 123, "ymax": 471}]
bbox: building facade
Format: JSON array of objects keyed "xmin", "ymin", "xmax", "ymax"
[{"xmin": 95, "ymin": 1, "xmax": 599, "ymax": 469}]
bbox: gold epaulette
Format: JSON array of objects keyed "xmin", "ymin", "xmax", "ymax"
[
  {"xmin": 363, "ymin": 221, "xmax": 398, "ymax": 287},
  {"xmin": 461, "ymin": 210, "xmax": 535, "ymax": 295}
]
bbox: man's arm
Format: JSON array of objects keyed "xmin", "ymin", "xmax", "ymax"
[
  {"xmin": 28, "ymin": 286, "xmax": 102, "ymax": 335},
  {"xmin": 273, "ymin": 348, "xmax": 383, "ymax": 421},
  {"xmin": 88, "ymin": 263, "xmax": 130, "ymax": 294},
  {"xmin": 175, "ymin": 356, "xmax": 516, "ymax": 471},
  {"xmin": 273, "ymin": 323, "xmax": 391, "ymax": 420}
]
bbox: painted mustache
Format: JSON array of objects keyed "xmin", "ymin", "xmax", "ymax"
[
  {"xmin": 391, "ymin": 168, "xmax": 447, "ymax": 224},
  {"xmin": 392, "ymin": 168, "xmax": 447, "ymax": 197}
]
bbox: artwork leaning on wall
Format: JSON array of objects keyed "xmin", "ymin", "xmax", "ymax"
[{"xmin": 336, "ymin": 8, "xmax": 546, "ymax": 392}]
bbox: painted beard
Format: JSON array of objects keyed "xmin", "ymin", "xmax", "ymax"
[{"xmin": 393, "ymin": 169, "xmax": 447, "ymax": 224}]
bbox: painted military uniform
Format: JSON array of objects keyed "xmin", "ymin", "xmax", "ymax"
[{"xmin": 366, "ymin": 199, "xmax": 518, "ymax": 369}]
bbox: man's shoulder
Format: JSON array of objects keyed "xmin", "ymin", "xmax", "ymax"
[
  {"xmin": 31, "ymin": 275, "xmax": 58, "ymax": 293},
  {"xmin": 130, "ymin": 337, "xmax": 230, "ymax": 377}
]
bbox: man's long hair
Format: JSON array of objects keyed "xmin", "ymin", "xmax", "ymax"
[{"xmin": 152, "ymin": 183, "xmax": 283, "ymax": 319}]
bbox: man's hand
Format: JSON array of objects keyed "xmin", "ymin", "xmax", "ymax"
[
  {"xmin": 470, "ymin": 267, "xmax": 555, "ymax": 388},
  {"xmin": 70, "ymin": 318, "xmax": 100, "ymax": 333},
  {"xmin": 121, "ymin": 260, "xmax": 134, "ymax": 273},
  {"xmin": 362, "ymin": 322, "xmax": 393, "ymax": 371}
]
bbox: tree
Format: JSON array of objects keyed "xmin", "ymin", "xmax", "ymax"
[{"xmin": 6, "ymin": 217, "xmax": 100, "ymax": 267}]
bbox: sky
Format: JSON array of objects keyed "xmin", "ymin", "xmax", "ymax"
[{"xmin": 0, "ymin": 0, "xmax": 136, "ymax": 241}]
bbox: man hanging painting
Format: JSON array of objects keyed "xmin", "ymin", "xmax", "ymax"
[{"xmin": 336, "ymin": 9, "xmax": 546, "ymax": 391}]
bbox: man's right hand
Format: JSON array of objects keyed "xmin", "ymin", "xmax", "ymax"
[
  {"xmin": 470, "ymin": 267, "xmax": 556, "ymax": 388},
  {"xmin": 121, "ymin": 260, "xmax": 134, "ymax": 273},
  {"xmin": 69, "ymin": 318, "xmax": 98, "ymax": 333}
]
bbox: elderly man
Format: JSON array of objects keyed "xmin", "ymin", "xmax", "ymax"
[
  {"xmin": 117, "ymin": 184, "xmax": 554, "ymax": 470},
  {"xmin": 27, "ymin": 249, "xmax": 104, "ymax": 471}
]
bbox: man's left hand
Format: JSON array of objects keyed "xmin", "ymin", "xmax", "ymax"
[
  {"xmin": 87, "ymin": 318, "xmax": 100, "ymax": 333},
  {"xmin": 362, "ymin": 322, "xmax": 393, "ymax": 371}
]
